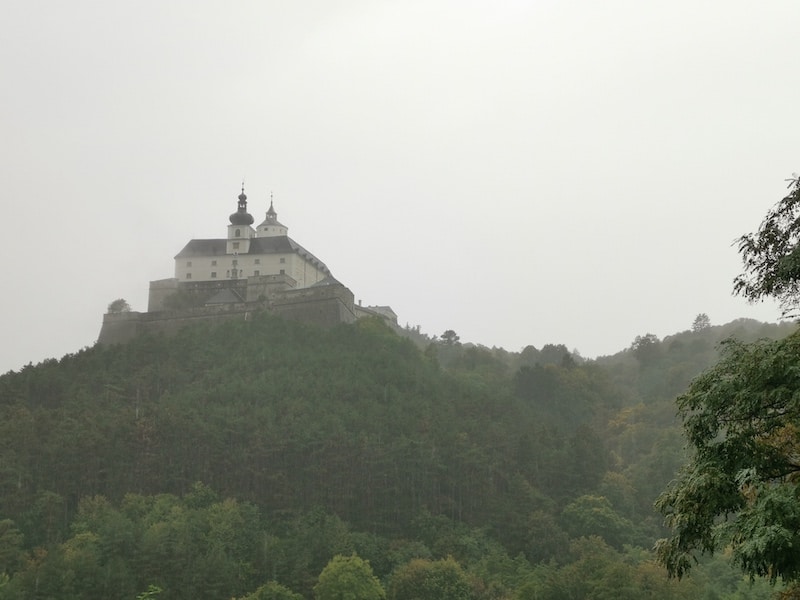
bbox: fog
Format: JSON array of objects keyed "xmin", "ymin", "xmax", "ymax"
[{"xmin": 1, "ymin": 1, "xmax": 796, "ymax": 374}]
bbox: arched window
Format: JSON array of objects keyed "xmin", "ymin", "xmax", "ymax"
[{"xmin": 235, "ymin": 228, "xmax": 241, "ymax": 237}]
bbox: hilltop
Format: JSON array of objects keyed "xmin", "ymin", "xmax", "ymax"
[{"xmin": 0, "ymin": 312, "xmax": 794, "ymax": 599}]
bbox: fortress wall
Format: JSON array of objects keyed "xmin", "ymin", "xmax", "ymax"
[
  {"xmin": 245, "ymin": 273, "xmax": 297, "ymax": 302},
  {"xmin": 270, "ymin": 285, "xmax": 356, "ymax": 327},
  {"xmin": 98, "ymin": 304, "xmax": 259, "ymax": 346},
  {"xmin": 148, "ymin": 278, "xmax": 179, "ymax": 312},
  {"xmin": 101, "ymin": 283, "xmax": 388, "ymax": 346}
]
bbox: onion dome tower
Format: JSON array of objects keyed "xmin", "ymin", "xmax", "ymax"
[
  {"xmin": 227, "ymin": 185, "xmax": 255, "ymax": 254},
  {"xmin": 229, "ymin": 186, "xmax": 255, "ymax": 226}
]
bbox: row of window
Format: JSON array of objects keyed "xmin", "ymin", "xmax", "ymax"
[
  {"xmin": 185, "ymin": 258, "xmax": 284, "ymax": 268},
  {"xmin": 184, "ymin": 269, "xmax": 287, "ymax": 280}
]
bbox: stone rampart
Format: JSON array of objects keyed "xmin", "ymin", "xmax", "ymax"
[
  {"xmin": 98, "ymin": 303, "xmax": 260, "ymax": 346},
  {"xmin": 100, "ymin": 282, "xmax": 369, "ymax": 346},
  {"xmin": 270, "ymin": 284, "xmax": 356, "ymax": 327}
]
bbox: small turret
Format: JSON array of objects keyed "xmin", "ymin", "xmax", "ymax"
[{"xmin": 257, "ymin": 194, "xmax": 288, "ymax": 237}]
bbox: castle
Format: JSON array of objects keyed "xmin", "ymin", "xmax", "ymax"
[{"xmin": 98, "ymin": 187, "xmax": 397, "ymax": 345}]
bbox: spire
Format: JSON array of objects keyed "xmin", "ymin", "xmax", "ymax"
[
  {"xmin": 229, "ymin": 184, "xmax": 254, "ymax": 226},
  {"xmin": 256, "ymin": 192, "xmax": 288, "ymax": 237},
  {"xmin": 266, "ymin": 193, "xmax": 277, "ymax": 222}
]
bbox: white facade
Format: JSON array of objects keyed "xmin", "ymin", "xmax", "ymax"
[{"xmin": 173, "ymin": 191, "xmax": 330, "ymax": 288}]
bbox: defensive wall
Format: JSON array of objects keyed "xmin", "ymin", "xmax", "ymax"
[{"xmin": 98, "ymin": 280, "xmax": 394, "ymax": 346}]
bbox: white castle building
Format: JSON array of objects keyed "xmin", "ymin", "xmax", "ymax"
[
  {"xmin": 169, "ymin": 187, "xmax": 331, "ymax": 291},
  {"xmin": 96, "ymin": 186, "xmax": 399, "ymax": 344}
]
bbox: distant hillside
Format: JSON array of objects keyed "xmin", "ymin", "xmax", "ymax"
[{"xmin": 0, "ymin": 312, "xmax": 794, "ymax": 600}]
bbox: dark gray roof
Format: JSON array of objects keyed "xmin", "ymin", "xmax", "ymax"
[{"xmin": 174, "ymin": 235, "xmax": 330, "ymax": 274}]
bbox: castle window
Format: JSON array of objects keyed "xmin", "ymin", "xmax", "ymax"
[
  {"xmin": 211, "ymin": 260, "xmax": 217, "ymax": 266},
  {"xmin": 280, "ymin": 257, "xmax": 286, "ymax": 264},
  {"xmin": 254, "ymin": 258, "xmax": 261, "ymax": 265},
  {"xmin": 186, "ymin": 261, "xmax": 192, "ymax": 267},
  {"xmin": 254, "ymin": 270, "xmax": 260, "ymax": 276},
  {"xmin": 280, "ymin": 269, "xmax": 285, "ymax": 275},
  {"xmin": 233, "ymin": 242, "xmax": 240, "ymax": 250},
  {"xmin": 235, "ymin": 228, "xmax": 241, "ymax": 237},
  {"xmin": 211, "ymin": 272, "xmax": 217, "ymax": 278},
  {"xmin": 186, "ymin": 273, "xmax": 192, "ymax": 279}
]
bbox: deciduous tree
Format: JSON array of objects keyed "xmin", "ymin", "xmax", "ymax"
[
  {"xmin": 107, "ymin": 298, "xmax": 131, "ymax": 314},
  {"xmin": 314, "ymin": 554, "xmax": 385, "ymax": 600},
  {"xmin": 657, "ymin": 176, "xmax": 800, "ymax": 582},
  {"xmin": 734, "ymin": 177, "xmax": 800, "ymax": 316},
  {"xmin": 691, "ymin": 313, "xmax": 711, "ymax": 332},
  {"xmin": 656, "ymin": 332, "xmax": 800, "ymax": 580},
  {"xmin": 239, "ymin": 581, "xmax": 302, "ymax": 600},
  {"xmin": 388, "ymin": 557, "xmax": 471, "ymax": 600}
]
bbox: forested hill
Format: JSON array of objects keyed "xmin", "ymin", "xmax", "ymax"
[{"xmin": 0, "ymin": 313, "xmax": 795, "ymax": 600}]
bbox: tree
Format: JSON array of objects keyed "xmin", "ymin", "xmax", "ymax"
[
  {"xmin": 239, "ymin": 581, "xmax": 302, "ymax": 600},
  {"xmin": 538, "ymin": 343, "xmax": 572, "ymax": 367},
  {"xmin": 734, "ymin": 177, "xmax": 800, "ymax": 316},
  {"xmin": 388, "ymin": 557, "xmax": 471, "ymax": 600},
  {"xmin": 440, "ymin": 330, "xmax": 461, "ymax": 346},
  {"xmin": 692, "ymin": 313, "xmax": 711, "ymax": 332},
  {"xmin": 657, "ymin": 177, "xmax": 800, "ymax": 582},
  {"xmin": 631, "ymin": 333, "xmax": 661, "ymax": 366},
  {"xmin": 656, "ymin": 332, "xmax": 800, "ymax": 581},
  {"xmin": 107, "ymin": 298, "xmax": 131, "ymax": 313},
  {"xmin": 0, "ymin": 519, "xmax": 24, "ymax": 575},
  {"xmin": 314, "ymin": 554, "xmax": 385, "ymax": 600},
  {"xmin": 560, "ymin": 495, "xmax": 638, "ymax": 550}
]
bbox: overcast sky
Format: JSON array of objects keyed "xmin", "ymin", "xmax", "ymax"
[{"xmin": 2, "ymin": 1, "xmax": 797, "ymax": 374}]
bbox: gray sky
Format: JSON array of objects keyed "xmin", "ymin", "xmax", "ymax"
[{"xmin": 2, "ymin": 1, "xmax": 797, "ymax": 374}]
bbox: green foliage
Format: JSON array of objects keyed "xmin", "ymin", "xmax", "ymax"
[
  {"xmin": 656, "ymin": 331, "xmax": 800, "ymax": 581},
  {"xmin": 0, "ymin": 309, "xmax": 792, "ymax": 598},
  {"xmin": 314, "ymin": 554, "xmax": 385, "ymax": 600},
  {"xmin": 693, "ymin": 313, "xmax": 712, "ymax": 332},
  {"xmin": 107, "ymin": 298, "xmax": 131, "ymax": 313},
  {"xmin": 440, "ymin": 330, "xmax": 461, "ymax": 346},
  {"xmin": 518, "ymin": 537, "xmax": 701, "ymax": 600},
  {"xmin": 136, "ymin": 585, "xmax": 163, "ymax": 600},
  {"xmin": 631, "ymin": 333, "xmax": 662, "ymax": 367},
  {"xmin": 0, "ymin": 520, "xmax": 24, "ymax": 576},
  {"xmin": 560, "ymin": 495, "xmax": 639, "ymax": 550},
  {"xmin": 524, "ymin": 510, "xmax": 570, "ymax": 564},
  {"xmin": 239, "ymin": 581, "xmax": 303, "ymax": 600},
  {"xmin": 388, "ymin": 556, "xmax": 471, "ymax": 600},
  {"xmin": 734, "ymin": 178, "xmax": 800, "ymax": 317}
]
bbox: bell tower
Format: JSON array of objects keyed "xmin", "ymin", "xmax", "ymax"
[{"xmin": 227, "ymin": 185, "xmax": 255, "ymax": 254}]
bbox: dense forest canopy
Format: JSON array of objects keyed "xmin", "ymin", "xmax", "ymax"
[{"xmin": 0, "ymin": 309, "xmax": 794, "ymax": 599}]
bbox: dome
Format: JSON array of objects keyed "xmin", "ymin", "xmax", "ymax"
[
  {"xmin": 229, "ymin": 189, "xmax": 254, "ymax": 225},
  {"xmin": 229, "ymin": 210, "xmax": 254, "ymax": 225}
]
